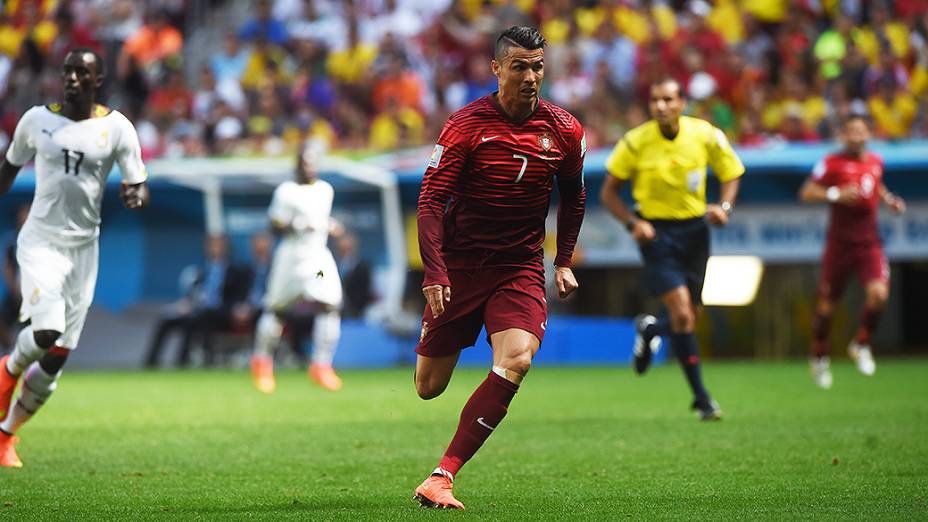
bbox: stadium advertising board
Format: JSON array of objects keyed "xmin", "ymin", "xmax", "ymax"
[{"xmin": 557, "ymin": 204, "xmax": 928, "ymax": 266}]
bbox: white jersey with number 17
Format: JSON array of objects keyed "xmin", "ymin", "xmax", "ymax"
[{"xmin": 5, "ymin": 103, "xmax": 148, "ymax": 247}]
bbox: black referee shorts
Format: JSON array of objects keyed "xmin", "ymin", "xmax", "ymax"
[{"xmin": 638, "ymin": 216, "xmax": 710, "ymax": 304}]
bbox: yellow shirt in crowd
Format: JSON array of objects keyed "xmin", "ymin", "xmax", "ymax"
[
  {"xmin": 605, "ymin": 116, "xmax": 745, "ymax": 221},
  {"xmin": 327, "ymin": 43, "xmax": 378, "ymax": 85},
  {"xmin": 612, "ymin": 4, "xmax": 676, "ymax": 44},
  {"xmin": 868, "ymin": 93, "xmax": 917, "ymax": 140},
  {"xmin": 853, "ymin": 24, "xmax": 910, "ymax": 64},
  {"xmin": 742, "ymin": 0, "xmax": 788, "ymax": 23},
  {"xmin": 761, "ymin": 96, "xmax": 827, "ymax": 131}
]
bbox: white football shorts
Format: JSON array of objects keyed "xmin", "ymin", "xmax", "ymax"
[
  {"xmin": 17, "ymin": 232, "xmax": 98, "ymax": 349},
  {"xmin": 264, "ymin": 243, "xmax": 343, "ymax": 311}
]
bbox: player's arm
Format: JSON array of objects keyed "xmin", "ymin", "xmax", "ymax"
[
  {"xmin": 2, "ymin": 247, "xmax": 18, "ymax": 300},
  {"xmin": 1, "ymin": 108, "xmax": 37, "ymax": 197},
  {"xmin": 705, "ymin": 127, "xmax": 745, "ymax": 226},
  {"xmin": 601, "ymin": 136, "xmax": 655, "ymax": 243},
  {"xmin": 268, "ymin": 208, "xmax": 305, "ymax": 236},
  {"xmin": 553, "ymin": 126, "xmax": 587, "ymax": 299},
  {"xmin": 879, "ymin": 184, "xmax": 906, "ymax": 214},
  {"xmin": 0, "ymin": 160, "xmax": 23, "ymax": 197},
  {"xmin": 418, "ymin": 119, "xmax": 469, "ymax": 317},
  {"xmin": 268, "ymin": 185, "xmax": 300, "ymax": 236},
  {"xmin": 269, "ymin": 219, "xmax": 291, "ymax": 236},
  {"xmin": 116, "ymin": 114, "xmax": 150, "ymax": 210},
  {"xmin": 799, "ymin": 160, "xmax": 860, "ymax": 205},
  {"xmin": 328, "ymin": 217, "xmax": 346, "ymax": 239},
  {"xmin": 120, "ymin": 181, "xmax": 148, "ymax": 210}
]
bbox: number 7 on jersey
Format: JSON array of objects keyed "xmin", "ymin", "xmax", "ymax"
[{"xmin": 513, "ymin": 154, "xmax": 527, "ymax": 183}]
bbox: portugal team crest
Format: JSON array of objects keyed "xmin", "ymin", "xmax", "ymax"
[{"xmin": 538, "ymin": 132, "xmax": 552, "ymax": 152}]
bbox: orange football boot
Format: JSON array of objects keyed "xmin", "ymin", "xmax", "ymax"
[
  {"xmin": 250, "ymin": 355, "xmax": 276, "ymax": 394},
  {"xmin": 0, "ymin": 431, "xmax": 22, "ymax": 468},
  {"xmin": 0, "ymin": 355, "xmax": 18, "ymax": 420},
  {"xmin": 309, "ymin": 363, "xmax": 342, "ymax": 391},
  {"xmin": 414, "ymin": 472, "xmax": 464, "ymax": 509}
]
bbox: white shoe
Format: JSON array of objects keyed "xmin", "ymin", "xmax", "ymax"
[
  {"xmin": 848, "ymin": 341, "xmax": 876, "ymax": 376},
  {"xmin": 632, "ymin": 314, "xmax": 662, "ymax": 375},
  {"xmin": 810, "ymin": 356, "xmax": 833, "ymax": 389}
]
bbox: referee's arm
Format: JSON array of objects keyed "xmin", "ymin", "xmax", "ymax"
[
  {"xmin": 706, "ymin": 177, "xmax": 741, "ymax": 226},
  {"xmin": 705, "ymin": 128, "xmax": 745, "ymax": 226},
  {"xmin": 601, "ymin": 138, "xmax": 655, "ymax": 243},
  {"xmin": 600, "ymin": 176, "xmax": 634, "ymax": 225}
]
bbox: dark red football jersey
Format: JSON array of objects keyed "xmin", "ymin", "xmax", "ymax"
[
  {"xmin": 811, "ymin": 151, "xmax": 884, "ymax": 245},
  {"xmin": 417, "ymin": 95, "xmax": 587, "ymax": 287}
]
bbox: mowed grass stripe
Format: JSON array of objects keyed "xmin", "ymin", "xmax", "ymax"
[{"xmin": 1, "ymin": 361, "xmax": 926, "ymax": 520}]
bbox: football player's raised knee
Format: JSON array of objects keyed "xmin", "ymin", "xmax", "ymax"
[
  {"xmin": 498, "ymin": 342, "xmax": 534, "ymax": 378},
  {"xmin": 866, "ymin": 285, "xmax": 888, "ymax": 310},
  {"xmin": 670, "ymin": 309, "xmax": 695, "ymax": 334},
  {"xmin": 32, "ymin": 330, "xmax": 61, "ymax": 350},
  {"xmin": 415, "ymin": 375, "xmax": 448, "ymax": 400}
]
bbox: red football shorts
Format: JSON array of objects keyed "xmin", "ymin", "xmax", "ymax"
[
  {"xmin": 819, "ymin": 241, "xmax": 889, "ymax": 301},
  {"xmin": 416, "ymin": 266, "xmax": 547, "ymax": 358}
]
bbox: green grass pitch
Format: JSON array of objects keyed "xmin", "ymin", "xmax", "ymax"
[{"xmin": 1, "ymin": 360, "xmax": 926, "ymax": 520}]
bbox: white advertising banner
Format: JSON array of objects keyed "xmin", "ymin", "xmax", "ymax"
[{"xmin": 553, "ymin": 204, "xmax": 928, "ymax": 266}]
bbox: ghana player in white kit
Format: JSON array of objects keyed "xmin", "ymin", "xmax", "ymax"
[
  {"xmin": 250, "ymin": 140, "xmax": 344, "ymax": 393},
  {"xmin": 0, "ymin": 49, "xmax": 148, "ymax": 468}
]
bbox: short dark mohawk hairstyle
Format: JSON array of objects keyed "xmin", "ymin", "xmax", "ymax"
[
  {"xmin": 67, "ymin": 47, "xmax": 106, "ymax": 77},
  {"xmin": 494, "ymin": 26, "xmax": 546, "ymax": 60}
]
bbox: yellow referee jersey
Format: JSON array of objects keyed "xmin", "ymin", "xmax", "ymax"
[{"xmin": 605, "ymin": 116, "xmax": 744, "ymax": 220}]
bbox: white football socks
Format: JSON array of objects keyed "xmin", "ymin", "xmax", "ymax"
[
  {"xmin": 1, "ymin": 362, "xmax": 60, "ymax": 434},
  {"xmin": 311, "ymin": 310, "xmax": 340, "ymax": 366},
  {"xmin": 7, "ymin": 327, "xmax": 45, "ymax": 377},
  {"xmin": 253, "ymin": 312, "xmax": 283, "ymax": 358}
]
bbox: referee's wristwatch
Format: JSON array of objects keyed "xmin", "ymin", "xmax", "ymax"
[{"xmin": 720, "ymin": 201, "xmax": 734, "ymax": 216}]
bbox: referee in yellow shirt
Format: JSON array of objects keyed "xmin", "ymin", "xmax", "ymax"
[{"xmin": 601, "ymin": 77, "xmax": 744, "ymax": 421}]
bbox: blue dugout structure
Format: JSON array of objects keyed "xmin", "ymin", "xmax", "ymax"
[{"xmin": 0, "ymin": 140, "xmax": 924, "ymax": 368}]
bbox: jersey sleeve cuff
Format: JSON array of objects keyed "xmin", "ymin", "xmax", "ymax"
[
  {"xmin": 422, "ymin": 273, "xmax": 451, "ymax": 288},
  {"xmin": 553, "ymin": 256, "xmax": 573, "ymax": 269}
]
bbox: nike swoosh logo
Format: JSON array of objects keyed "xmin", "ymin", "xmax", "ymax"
[
  {"xmin": 481, "ymin": 136, "xmax": 500, "ymax": 142},
  {"xmin": 476, "ymin": 417, "xmax": 495, "ymax": 431}
]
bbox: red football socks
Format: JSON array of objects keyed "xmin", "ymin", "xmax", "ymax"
[
  {"xmin": 812, "ymin": 311, "xmax": 832, "ymax": 357},
  {"xmin": 438, "ymin": 371, "xmax": 519, "ymax": 476},
  {"xmin": 856, "ymin": 307, "xmax": 883, "ymax": 345}
]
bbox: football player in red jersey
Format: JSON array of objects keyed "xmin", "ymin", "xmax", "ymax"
[
  {"xmin": 412, "ymin": 26, "xmax": 586, "ymax": 509},
  {"xmin": 799, "ymin": 114, "xmax": 906, "ymax": 389}
]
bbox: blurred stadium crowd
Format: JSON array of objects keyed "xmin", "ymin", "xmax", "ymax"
[{"xmin": 1, "ymin": 0, "xmax": 928, "ymax": 159}]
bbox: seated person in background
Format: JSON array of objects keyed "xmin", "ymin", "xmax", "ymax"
[
  {"xmin": 336, "ymin": 232, "xmax": 373, "ymax": 319},
  {"xmin": 144, "ymin": 235, "xmax": 252, "ymax": 367},
  {"xmin": 247, "ymin": 232, "xmax": 272, "ymax": 318},
  {"xmin": 188, "ymin": 236, "xmax": 254, "ymax": 367}
]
